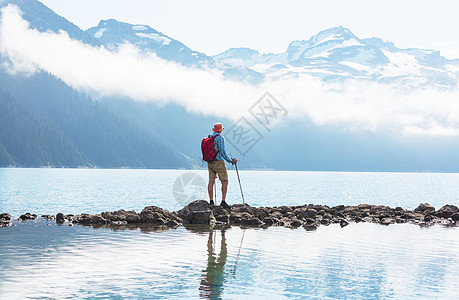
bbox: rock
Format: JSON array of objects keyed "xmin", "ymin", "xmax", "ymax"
[
  {"xmin": 320, "ymin": 219, "xmax": 330, "ymax": 225},
  {"xmin": 435, "ymin": 205, "xmax": 458, "ymax": 218},
  {"xmin": 46, "ymin": 202, "xmax": 457, "ymax": 231},
  {"xmin": 379, "ymin": 218, "xmax": 392, "ymax": 225},
  {"xmin": 262, "ymin": 217, "xmax": 276, "ymax": 226},
  {"xmin": 270, "ymin": 211, "xmax": 283, "ymax": 219},
  {"xmin": 164, "ymin": 220, "xmax": 180, "ymax": 227},
  {"xmin": 424, "ymin": 215, "xmax": 433, "ymax": 222},
  {"xmin": 275, "ymin": 206, "xmax": 293, "ymax": 215},
  {"xmin": 1, "ymin": 213, "xmax": 12, "ymax": 228},
  {"xmin": 41, "ymin": 215, "xmax": 56, "ymax": 221},
  {"xmin": 304, "ymin": 218, "xmax": 316, "ymax": 225},
  {"xmin": 56, "ymin": 213, "xmax": 65, "ymax": 223},
  {"xmin": 343, "ymin": 206, "xmax": 359, "ymax": 216},
  {"xmin": 303, "ymin": 224, "xmax": 318, "ymax": 231},
  {"xmin": 101, "ymin": 210, "xmax": 141, "ymax": 223},
  {"xmin": 231, "ymin": 204, "xmax": 254, "ymax": 216},
  {"xmin": 330, "ymin": 205, "xmax": 345, "ymax": 215},
  {"xmin": 252, "ymin": 207, "xmax": 269, "ymax": 220},
  {"xmin": 140, "ymin": 206, "xmax": 180, "ymax": 225},
  {"xmin": 188, "ymin": 200, "xmax": 210, "ymax": 212},
  {"xmin": 19, "ymin": 213, "xmax": 37, "ymax": 221},
  {"xmin": 190, "ymin": 210, "xmax": 216, "ymax": 225},
  {"xmin": 0, "ymin": 213, "xmax": 12, "ymax": 228},
  {"xmin": 1, "ymin": 213, "xmax": 12, "ymax": 221},
  {"xmin": 414, "ymin": 203, "xmax": 435, "ymax": 213},
  {"xmin": 242, "ymin": 217, "xmax": 262, "ymax": 226},
  {"xmin": 340, "ymin": 219, "xmax": 349, "ymax": 228},
  {"xmin": 290, "ymin": 219, "xmax": 303, "ymax": 227},
  {"xmin": 211, "ymin": 206, "xmax": 231, "ymax": 224},
  {"xmin": 357, "ymin": 204, "xmax": 373, "ymax": 210},
  {"xmin": 229, "ymin": 213, "xmax": 243, "ymax": 225},
  {"xmin": 72, "ymin": 214, "xmax": 108, "ymax": 225},
  {"xmin": 404, "ymin": 212, "xmax": 425, "ymax": 221},
  {"xmin": 294, "ymin": 208, "xmax": 317, "ymax": 220},
  {"xmin": 176, "ymin": 201, "xmax": 215, "ymax": 225}
]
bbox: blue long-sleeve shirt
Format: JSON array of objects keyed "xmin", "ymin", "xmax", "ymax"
[{"xmin": 211, "ymin": 132, "xmax": 232, "ymax": 163}]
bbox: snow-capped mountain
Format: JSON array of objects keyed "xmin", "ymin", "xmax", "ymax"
[
  {"xmin": 0, "ymin": 0, "xmax": 98, "ymax": 45},
  {"xmin": 213, "ymin": 26, "xmax": 459, "ymax": 88},
  {"xmin": 86, "ymin": 19, "xmax": 211, "ymax": 67},
  {"xmin": 1, "ymin": 1, "xmax": 458, "ymax": 89},
  {"xmin": 86, "ymin": 19, "xmax": 265, "ymax": 83}
]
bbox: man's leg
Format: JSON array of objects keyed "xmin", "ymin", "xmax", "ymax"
[
  {"xmin": 221, "ymin": 180, "xmax": 228, "ymax": 202},
  {"xmin": 208, "ymin": 177, "xmax": 216, "ymax": 204}
]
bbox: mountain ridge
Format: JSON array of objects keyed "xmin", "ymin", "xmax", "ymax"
[{"xmin": 2, "ymin": 0, "xmax": 459, "ymax": 171}]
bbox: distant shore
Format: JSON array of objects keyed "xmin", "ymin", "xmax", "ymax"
[{"xmin": 2, "ymin": 201, "xmax": 458, "ymax": 230}]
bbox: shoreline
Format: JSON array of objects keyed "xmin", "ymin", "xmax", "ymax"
[
  {"xmin": 3, "ymin": 167, "xmax": 459, "ymax": 174},
  {"xmin": 2, "ymin": 201, "xmax": 458, "ymax": 230}
]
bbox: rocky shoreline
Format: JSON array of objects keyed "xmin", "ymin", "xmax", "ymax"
[{"xmin": 1, "ymin": 201, "xmax": 459, "ymax": 230}]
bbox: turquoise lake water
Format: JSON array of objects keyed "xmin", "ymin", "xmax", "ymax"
[
  {"xmin": 1, "ymin": 168, "xmax": 459, "ymax": 216},
  {"xmin": 1, "ymin": 168, "xmax": 459, "ymax": 299}
]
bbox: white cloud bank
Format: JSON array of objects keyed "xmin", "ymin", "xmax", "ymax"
[{"xmin": 1, "ymin": 4, "xmax": 459, "ymax": 136}]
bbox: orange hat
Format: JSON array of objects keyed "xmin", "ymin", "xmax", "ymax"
[{"xmin": 212, "ymin": 122, "xmax": 224, "ymax": 133}]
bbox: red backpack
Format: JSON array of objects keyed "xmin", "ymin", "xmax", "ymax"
[{"xmin": 201, "ymin": 134, "xmax": 219, "ymax": 162}]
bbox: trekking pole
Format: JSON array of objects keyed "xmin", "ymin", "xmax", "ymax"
[
  {"xmin": 233, "ymin": 162, "xmax": 245, "ymax": 204},
  {"xmin": 230, "ymin": 228, "xmax": 246, "ymax": 278}
]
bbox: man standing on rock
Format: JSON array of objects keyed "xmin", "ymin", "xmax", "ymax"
[{"xmin": 207, "ymin": 123, "xmax": 237, "ymax": 208}]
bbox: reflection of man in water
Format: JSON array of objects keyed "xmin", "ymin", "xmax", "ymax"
[{"xmin": 200, "ymin": 230, "xmax": 227, "ymax": 299}]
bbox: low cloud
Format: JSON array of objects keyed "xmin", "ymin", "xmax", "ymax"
[{"xmin": 1, "ymin": 4, "xmax": 459, "ymax": 136}]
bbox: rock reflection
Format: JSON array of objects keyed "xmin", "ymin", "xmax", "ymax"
[{"xmin": 80, "ymin": 223, "xmax": 174, "ymax": 233}]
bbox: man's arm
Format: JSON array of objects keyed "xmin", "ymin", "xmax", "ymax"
[{"xmin": 217, "ymin": 136, "xmax": 233, "ymax": 163}]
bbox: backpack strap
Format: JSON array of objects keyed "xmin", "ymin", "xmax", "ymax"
[{"xmin": 213, "ymin": 134, "xmax": 220, "ymax": 155}]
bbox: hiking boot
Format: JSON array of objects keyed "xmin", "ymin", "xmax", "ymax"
[
  {"xmin": 220, "ymin": 201, "xmax": 230, "ymax": 208},
  {"xmin": 209, "ymin": 200, "xmax": 215, "ymax": 206}
]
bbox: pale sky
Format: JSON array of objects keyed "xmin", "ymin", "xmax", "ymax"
[{"xmin": 39, "ymin": 0, "xmax": 459, "ymax": 58}]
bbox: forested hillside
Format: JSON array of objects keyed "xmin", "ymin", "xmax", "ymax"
[
  {"xmin": 0, "ymin": 68, "xmax": 191, "ymax": 168},
  {"xmin": 0, "ymin": 91, "xmax": 87, "ymax": 166}
]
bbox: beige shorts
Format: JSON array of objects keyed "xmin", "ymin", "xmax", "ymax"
[{"xmin": 208, "ymin": 160, "xmax": 228, "ymax": 181}]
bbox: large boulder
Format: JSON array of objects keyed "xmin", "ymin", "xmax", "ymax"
[
  {"xmin": 176, "ymin": 200, "xmax": 215, "ymax": 225},
  {"xmin": 294, "ymin": 207, "xmax": 317, "ymax": 220},
  {"xmin": 101, "ymin": 210, "xmax": 141, "ymax": 223},
  {"xmin": 435, "ymin": 205, "xmax": 458, "ymax": 218},
  {"xmin": 252, "ymin": 207, "xmax": 269, "ymax": 220},
  {"xmin": 0, "ymin": 213, "xmax": 11, "ymax": 221},
  {"xmin": 211, "ymin": 206, "xmax": 231, "ymax": 223},
  {"xmin": 19, "ymin": 213, "xmax": 38, "ymax": 221},
  {"xmin": 56, "ymin": 213, "xmax": 65, "ymax": 223},
  {"xmin": 330, "ymin": 205, "xmax": 345, "ymax": 215},
  {"xmin": 273, "ymin": 206, "xmax": 293, "ymax": 216},
  {"xmin": 140, "ymin": 206, "xmax": 179, "ymax": 225},
  {"xmin": 414, "ymin": 203, "xmax": 435, "ymax": 214},
  {"xmin": 188, "ymin": 200, "xmax": 210, "ymax": 212},
  {"xmin": 72, "ymin": 214, "xmax": 109, "ymax": 225},
  {"xmin": 190, "ymin": 210, "xmax": 215, "ymax": 224}
]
